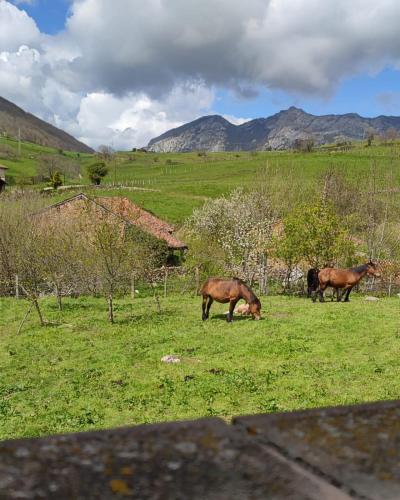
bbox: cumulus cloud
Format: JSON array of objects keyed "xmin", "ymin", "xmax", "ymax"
[
  {"xmin": 2, "ymin": 0, "xmax": 400, "ymax": 148},
  {"xmin": 0, "ymin": 0, "xmax": 40, "ymax": 50},
  {"xmin": 76, "ymin": 83, "xmax": 214, "ymax": 149},
  {"xmin": 65, "ymin": 0, "xmax": 400, "ymax": 97}
]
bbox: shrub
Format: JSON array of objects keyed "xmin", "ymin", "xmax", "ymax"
[{"xmin": 87, "ymin": 162, "xmax": 109, "ymax": 185}]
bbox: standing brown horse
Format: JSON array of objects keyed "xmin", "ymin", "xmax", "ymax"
[
  {"xmin": 201, "ymin": 278, "xmax": 261, "ymax": 322},
  {"xmin": 312, "ymin": 261, "xmax": 381, "ymax": 303}
]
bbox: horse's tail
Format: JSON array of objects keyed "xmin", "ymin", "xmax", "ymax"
[{"xmin": 307, "ymin": 268, "xmax": 320, "ymax": 297}]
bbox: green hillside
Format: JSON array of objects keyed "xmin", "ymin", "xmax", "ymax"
[{"xmin": 2, "ymin": 135, "xmax": 400, "ymax": 223}]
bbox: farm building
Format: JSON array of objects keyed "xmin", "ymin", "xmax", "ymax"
[
  {"xmin": 0, "ymin": 164, "xmax": 8, "ymax": 192},
  {"xmin": 34, "ymin": 193, "xmax": 187, "ymax": 260}
]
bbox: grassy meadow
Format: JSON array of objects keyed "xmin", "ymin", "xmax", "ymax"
[
  {"xmin": 1, "ymin": 136, "xmax": 400, "ymax": 440},
  {"xmin": 0, "ymin": 294, "xmax": 400, "ymax": 440}
]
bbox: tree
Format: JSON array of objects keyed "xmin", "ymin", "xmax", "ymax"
[
  {"xmin": 76, "ymin": 211, "xmax": 130, "ymax": 322},
  {"xmin": 36, "ymin": 217, "xmax": 81, "ymax": 310},
  {"xmin": 38, "ymin": 154, "xmax": 81, "ymax": 184},
  {"xmin": 381, "ymin": 128, "xmax": 398, "ymax": 145},
  {"xmin": 366, "ymin": 130, "xmax": 375, "ymax": 147},
  {"xmin": 293, "ymin": 136, "xmax": 315, "ymax": 153},
  {"xmin": 48, "ymin": 171, "xmax": 63, "ymax": 190},
  {"xmin": 12, "ymin": 216, "xmax": 49, "ymax": 327},
  {"xmin": 184, "ymin": 189, "xmax": 276, "ymax": 288},
  {"xmin": 274, "ymin": 200, "xmax": 355, "ymax": 271},
  {"xmin": 87, "ymin": 162, "xmax": 109, "ymax": 185},
  {"xmin": 38, "ymin": 155, "xmax": 60, "ymax": 181},
  {"xmin": 97, "ymin": 145, "xmax": 115, "ymax": 162}
]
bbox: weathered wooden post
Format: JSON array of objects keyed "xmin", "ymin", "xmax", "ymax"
[
  {"xmin": 195, "ymin": 266, "xmax": 200, "ymax": 295},
  {"xmin": 15, "ymin": 275, "xmax": 19, "ymax": 299},
  {"xmin": 388, "ymin": 275, "xmax": 393, "ymax": 297},
  {"xmin": 164, "ymin": 267, "xmax": 168, "ymax": 298},
  {"xmin": 131, "ymin": 273, "xmax": 135, "ymax": 300}
]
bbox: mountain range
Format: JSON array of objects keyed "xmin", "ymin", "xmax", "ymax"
[
  {"xmin": 147, "ymin": 107, "xmax": 400, "ymax": 152},
  {"xmin": 0, "ymin": 97, "xmax": 93, "ymax": 153}
]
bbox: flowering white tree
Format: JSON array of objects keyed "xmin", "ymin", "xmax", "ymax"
[{"xmin": 184, "ymin": 189, "xmax": 276, "ymax": 290}]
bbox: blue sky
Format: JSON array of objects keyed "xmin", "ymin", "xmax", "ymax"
[
  {"xmin": 214, "ymin": 69, "xmax": 400, "ymax": 120},
  {"xmin": 3, "ymin": 0, "xmax": 400, "ymax": 148},
  {"xmin": 13, "ymin": 0, "xmax": 70, "ymax": 35}
]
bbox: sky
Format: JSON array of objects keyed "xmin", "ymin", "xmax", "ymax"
[{"xmin": 1, "ymin": 0, "xmax": 400, "ymax": 149}]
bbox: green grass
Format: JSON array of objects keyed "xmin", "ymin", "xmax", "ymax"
[
  {"xmin": 1, "ymin": 294, "xmax": 399, "ymax": 440},
  {"xmin": 3, "ymin": 136, "xmax": 400, "ymax": 223}
]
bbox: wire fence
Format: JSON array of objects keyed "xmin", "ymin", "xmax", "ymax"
[{"xmin": 1, "ymin": 266, "xmax": 400, "ymax": 302}]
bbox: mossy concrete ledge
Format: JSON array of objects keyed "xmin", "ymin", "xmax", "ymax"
[{"xmin": 0, "ymin": 401, "xmax": 399, "ymax": 499}]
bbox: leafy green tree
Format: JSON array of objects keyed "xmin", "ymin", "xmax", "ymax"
[
  {"xmin": 274, "ymin": 200, "xmax": 355, "ymax": 271},
  {"xmin": 49, "ymin": 171, "xmax": 63, "ymax": 190},
  {"xmin": 87, "ymin": 161, "xmax": 109, "ymax": 185}
]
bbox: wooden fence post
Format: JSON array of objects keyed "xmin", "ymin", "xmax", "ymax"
[
  {"xmin": 131, "ymin": 273, "xmax": 135, "ymax": 300},
  {"xmin": 195, "ymin": 266, "xmax": 200, "ymax": 295},
  {"xmin": 164, "ymin": 267, "xmax": 168, "ymax": 298},
  {"xmin": 15, "ymin": 275, "xmax": 19, "ymax": 299}
]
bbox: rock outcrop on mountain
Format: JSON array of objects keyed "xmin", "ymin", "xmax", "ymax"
[
  {"xmin": 0, "ymin": 97, "xmax": 93, "ymax": 153},
  {"xmin": 148, "ymin": 107, "xmax": 400, "ymax": 152}
]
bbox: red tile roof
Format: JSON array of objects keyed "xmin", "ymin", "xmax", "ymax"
[
  {"xmin": 96, "ymin": 197, "xmax": 187, "ymax": 250},
  {"xmin": 36, "ymin": 193, "xmax": 187, "ymax": 250}
]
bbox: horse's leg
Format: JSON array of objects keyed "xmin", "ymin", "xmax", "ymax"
[
  {"xmin": 312, "ymin": 289, "xmax": 318, "ymax": 302},
  {"xmin": 206, "ymin": 297, "xmax": 213, "ymax": 319},
  {"xmin": 344, "ymin": 287, "xmax": 352, "ymax": 302},
  {"xmin": 227, "ymin": 299, "xmax": 238, "ymax": 323},
  {"xmin": 202, "ymin": 296, "xmax": 208, "ymax": 320},
  {"xmin": 318, "ymin": 284, "xmax": 327, "ymax": 303},
  {"xmin": 336, "ymin": 288, "xmax": 343, "ymax": 302}
]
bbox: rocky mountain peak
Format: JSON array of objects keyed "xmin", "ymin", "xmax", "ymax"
[{"xmin": 147, "ymin": 107, "xmax": 400, "ymax": 153}]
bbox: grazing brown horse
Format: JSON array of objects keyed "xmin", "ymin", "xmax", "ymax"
[
  {"xmin": 313, "ymin": 261, "xmax": 381, "ymax": 303},
  {"xmin": 201, "ymin": 278, "xmax": 261, "ymax": 322}
]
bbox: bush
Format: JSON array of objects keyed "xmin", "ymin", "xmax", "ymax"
[{"xmin": 87, "ymin": 162, "xmax": 109, "ymax": 185}]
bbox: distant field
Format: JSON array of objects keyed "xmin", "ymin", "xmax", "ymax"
[
  {"xmin": 1, "ymin": 294, "xmax": 399, "ymax": 440},
  {"xmin": 2, "ymin": 136, "xmax": 400, "ymax": 223}
]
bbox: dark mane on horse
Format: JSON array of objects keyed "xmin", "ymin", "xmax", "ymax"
[
  {"xmin": 231, "ymin": 277, "xmax": 258, "ymax": 304},
  {"xmin": 242, "ymin": 283, "xmax": 259, "ymax": 304},
  {"xmin": 350, "ymin": 264, "xmax": 369, "ymax": 273}
]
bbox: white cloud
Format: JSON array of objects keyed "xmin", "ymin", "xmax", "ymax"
[
  {"xmin": 223, "ymin": 115, "xmax": 251, "ymax": 126},
  {"xmin": 64, "ymin": 0, "xmax": 400, "ymax": 97},
  {"xmin": 75, "ymin": 83, "xmax": 215, "ymax": 149},
  {"xmin": 2, "ymin": 0, "xmax": 400, "ymax": 148},
  {"xmin": 0, "ymin": 1, "xmax": 40, "ymax": 51}
]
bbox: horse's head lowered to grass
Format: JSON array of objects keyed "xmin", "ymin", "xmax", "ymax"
[{"xmin": 248, "ymin": 298, "xmax": 262, "ymax": 321}]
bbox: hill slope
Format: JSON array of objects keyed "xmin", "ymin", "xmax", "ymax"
[
  {"xmin": 0, "ymin": 97, "xmax": 93, "ymax": 153},
  {"xmin": 148, "ymin": 107, "xmax": 400, "ymax": 152}
]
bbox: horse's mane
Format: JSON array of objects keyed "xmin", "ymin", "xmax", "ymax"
[
  {"xmin": 234, "ymin": 278, "xmax": 260, "ymax": 304},
  {"xmin": 232, "ymin": 276, "xmax": 245, "ymax": 284},
  {"xmin": 350, "ymin": 264, "xmax": 368, "ymax": 273}
]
